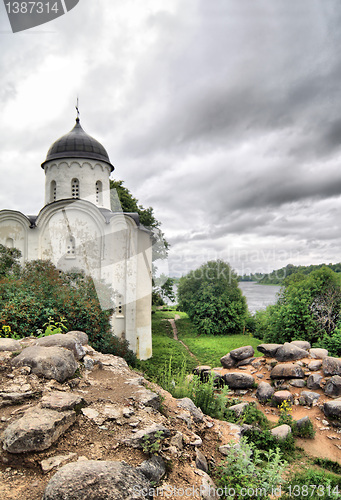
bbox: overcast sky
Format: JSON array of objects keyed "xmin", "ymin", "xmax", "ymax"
[{"xmin": 1, "ymin": 0, "xmax": 341, "ymax": 277}]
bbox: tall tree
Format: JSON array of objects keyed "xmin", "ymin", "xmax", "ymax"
[{"xmin": 178, "ymin": 260, "xmax": 248, "ymax": 335}]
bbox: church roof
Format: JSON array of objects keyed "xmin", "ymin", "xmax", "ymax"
[{"xmin": 41, "ymin": 118, "xmax": 114, "ymax": 171}]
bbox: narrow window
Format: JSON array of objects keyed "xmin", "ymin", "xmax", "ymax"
[
  {"xmin": 71, "ymin": 179, "xmax": 79, "ymax": 199},
  {"xmin": 50, "ymin": 180, "xmax": 57, "ymax": 202},
  {"xmin": 116, "ymin": 294, "xmax": 124, "ymax": 317},
  {"xmin": 66, "ymin": 236, "xmax": 76, "ymax": 257},
  {"xmin": 6, "ymin": 237, "xmax": 14, "ymax": 248},
  {"xmin": 96, "ymin": 180, "xmax": 103, "ymax": 205}
]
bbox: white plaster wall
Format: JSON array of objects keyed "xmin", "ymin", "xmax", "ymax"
[
  {"xmin": 44, "ymin": 159, "xmax": 111, "ymax": 209},
  {"xmin": 0, "ymin": 211, "xmax": 30, "ymax": 260}
]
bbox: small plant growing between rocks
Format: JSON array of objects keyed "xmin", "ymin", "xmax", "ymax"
[
  {"xmin": 37, "ymin": 316, "xmax": 67, "ymax": 337},
  {"xmin": 1, "ymin": 325, "xmax": 20, "ymax": 340},
  {"xmin": 142, "ymin": 430, "xmax": 165, "ymax": 456}
]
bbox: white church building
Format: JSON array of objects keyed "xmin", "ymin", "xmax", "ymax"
[{"xmin": 0, "ymin": 117, "xmax": 153, "ymax": 359}]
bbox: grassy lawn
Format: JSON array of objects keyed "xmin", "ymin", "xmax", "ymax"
[
  {"xmin": 176, "ymin": 316, "xmax": 262, "ymax": 367},
  {"xmin": 139, "ymin": 309, "xmax": 262, "ymax": 380},
  {"xmin": 137, "ymin": 311, "xmax": 197, "ymax": 381}
]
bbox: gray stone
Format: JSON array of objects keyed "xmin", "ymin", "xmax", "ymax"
[
  {"xmin": 323, "ymin": 400, "xmax": 341, "ymax": 420},
  {"xmin": 177, "ymin": 398, "xmax": 204, "ymax": 423},
  {"xmin": 0, "ymin": 391, "xmax": 35, "ymax": 405},
  {"xmin": 197, "ymin": 470, "xmax": 219, "ymax": 500},
  {"xmin": 11, "ymin": 346, "xmax": 78, "ymax": 383},
  {"xmin": 41, "ymin": 392, "xmax": 86, "ymax": 411},
  {"xmin": 65, "ymin": 330, "xmax": 89, "ymax": 345},
  {"xmin": 256, "ymin": 382, "xmax": 274, "ymax": 403},
  {"xmin": 41, "ymin": 453, "xmax": 77, "ymax": 473},
  {"xmin": 35, "ymin": 334, "xmax": 85, "ymax": 361},
  {"xmin": 324, "ymin": 376, "xmax": 341, "ymax": 397},
  {"xmin": 193, "ymin": 366, "xmax": 212, "ymax": 376},
  {"xmin": 3, "ymin": 407, "xmax": 76, "ymax": 453},
  {"xmin": 223, "ymin": 372, "xmax": 255, "ymax": 389},
  {"xmin": 137, "ymin": 455, "xmax": 166, "ymax": 483},
  {"xmin": 289, "ymin": 379, "xmax": 306, "ymax": 388},
  {"xmin": 271, "ymin": 390, "xmax": 294, "ymax": 407},
  {"xmin": 220, "ymin": 353, "xmax": 236, "ymax": 369},
  {"xmin": 83, "ymin": 356, "xmax": 95, "ymax": 370},
  {"xmin": 275, "ymin": 343, "xmax": 309, "ymax": 361},
  {"xmin": 295, "ymin": 416, "xmax": 312, "ymax": 431},
  {"xmin": 170, "ymin": 431, "xmax": 183, "ymax": 450},
  {"xmin": 291, "ymin": 340, "xmax": 311, "ymax": 350},
  {"xmin": 300, "ymin": 391, "xmax": 320, "ymax": 406},
  {"xmin": 43, "ymin": 460, "xmax": 150, "ymax": 500},
  {"xmin": 307, "ymin": 374, "xmax": 323, "ymax": 390},
  {"xmin": 127, "ymin": 423, "xmax": 170, "ymax": 448},
  {"xmin": 310, "ymin": 348, "xmax": 329, "ymax": 359},
  {"xmin": 135, "ymin": 388, "xmax": 160, "ymax": 410},
  {"xmin": 308, "ymin": 359, "xmax": 322, "ymax": 371},
  {"xmin": 195, "ymin": 449, "xmax": 208, "ymax": 473},
  {"xmin": 0, "ymin": 338, "xmax": 22, "ymax": 352},
  {"xmin": 228, "ymin": 402, "xmax": 249, "ymax": 417},
  {"xmin": 323, "ymin": 357, "xmax": 341, "ymax": 376},
  {"xmin": 257, "ymin": 344, "xmax": 282, "ymax": 357},
  {"xmin": 229, "ymin": 345, "xmax": 255, "ymax": 361},
  {"xmin": 81, "ymin": 408, "xmax": 105, "ymax": 425},
  {"xmin": 270, "ymin": 363, "xmax": 305, "ymax": 379},
  {"xmin": 236, "ymin": 357, "xmax": 256, "ymax": 367},
  {"xmin": 271, "ymin": 424, "xmax": 291, "ymax": 440}
]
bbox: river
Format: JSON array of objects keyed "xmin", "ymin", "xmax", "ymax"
[
  {"xmin": 168, "ymin": 281, "xmax": 281, "ymax": 314},
  {"xmin": 238, "ymin": 282, "xmax": 281, "ymax": 314}
]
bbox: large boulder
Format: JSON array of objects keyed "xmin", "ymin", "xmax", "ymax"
[
  {"xmin": 307, "ymin": 374, "xmax": 323, "ymax": 390},
  {"xmin": 323, "ymin": 400, "xmax": 341, "ymax": 421},
  {"xmin": 41, "ymin": 392, "xmax": 86, "ymax": 411},
  {"xmin": 271, "ymin": 424, "xmax": 291, "ymax": 440},
  {"xmin": 229, "ymin": 346, "xmax": 255, "ymax": 361},
  {"xmin": 223, "ymin": 372, "xmax": 255, "ymax": 389},
  {"xmin": 309, "ymin": 348, "xmax": 328, "ymax": 359},
  {"xmin": 308, "ymin": 359, "xmax": 322, "ymax": 371},
  {"xmin": 270, "ymin": 363, "xmax": 305, "ymax": 379},
  {"xmin": 271, "ymin": 390, "xmax": 293, "ymax": 407},
  {"xmin": 324, "ymin": 376, "xmax": 341, "ymax": 397},
  {"xmin": 256, "ymin": 382, "xmax": 274, "ymax": 403},
  {"xmin": 65, "ymin": 330, "xmax": 89, "ymax": 345},
  {"xmin": 256, "ymin": 344, "xmax": 282, "ymax": 357},
  {"xmin": 3, "ymin": 407, "xmax": 76, "ymax": 453},
  {"xmin": 35, "ymin": 334, "xmax": 85, "ymax": 360},
  {"xmin": 127, "ymin": 423, "xmax": 171, "ymax": 449},
  {"xmin": 300, "ymin": 391, "xmax": 320, "ymax": 407},
  {"xmin": 220, "ymin": 353, "xmax": 236, "ymax": 369},
  {"xmin": 290, "ymin": 340, "xmax": 311, "ymax": 350},
  {"xmin": 43, "ymin": 461, "xmax": 150, "ymax": 500},
  {"xmin": 11, "ymin": 346, "xmax": 78, "ymax": 382},
  {"xmin": 177, "ymin": 398, "xmax": 204, "ymax": 423},
  {"xmin": 0, "ymin": 338, "xmax": 22, "ymax": 352},
  {"xmin": 275, "ymin": 343, "xmax": 309, "ymax": 361},
  {"xmin": 322, "ymin": 357, "xmax": 341, "ymax": 376}
]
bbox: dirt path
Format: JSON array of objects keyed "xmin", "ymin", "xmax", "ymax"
[{"xmin": 168, "ymin": 316, "xmax": 199, "ymax": 362}]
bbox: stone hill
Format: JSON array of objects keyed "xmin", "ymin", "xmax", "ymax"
[{"xmin": 0, "ymin": 334, "xmax": 340, "ymax": 498}]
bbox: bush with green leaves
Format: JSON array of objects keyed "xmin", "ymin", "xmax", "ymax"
[
  {"xmin": 315, "ymin": 326, "xmax": 341, "ymax": 357},
  {"xmin": 177, "ymin": 260, "xmax": 248, "ymax": 335},
  {"xmin": 282, "ymin": 468, "xmax": 340, "ymax": 499},
  {"xmin": 216, "ymin": 439, "xmax": 287, "ymax": 499},
  {"xmin": 225, "ymin": 402, "xmax": 270, "ymax": 430},
  {"xmin": 254, "ymin": 267, "xmax": 341, "ymax": 344}
]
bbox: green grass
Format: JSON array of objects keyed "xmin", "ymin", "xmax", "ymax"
[
  {"xmin": 176, "ymin": 316, "xmax": 262, "ymax": 367},
  {"xmin": 138, "ymin": 313, "xmax": 197, "ymax": 381}
]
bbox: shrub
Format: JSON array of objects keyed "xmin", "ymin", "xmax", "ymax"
[
  {"xmin": 315, "ymin": 327, "xmax": 341, "ymax": 357},
  {"xmin": 216, "ymin": 438, "xmax": 286, "ymax": 499},
  {"xmin": 225, "ymin": 402, "xmax": 270, "ymax": 430},
  {"xmin": 282, "ymin": 468, "xmax": 340, "ymax": 499}
]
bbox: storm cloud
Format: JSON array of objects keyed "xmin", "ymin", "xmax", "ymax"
[{"xmin": 1, "ymin": 0, "xmax": 341, "ymax": 276}]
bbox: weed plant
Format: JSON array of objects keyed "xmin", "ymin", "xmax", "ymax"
[
  {"xmin": 281, "ymin": 468, "xmax": 340, "ymax": 499},
  {"xmin": 216, "ymin": 439, "xmax": 286, "ymax": 499}
]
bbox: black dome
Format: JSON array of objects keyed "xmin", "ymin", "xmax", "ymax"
[{"xmin": 41, "ymin": 118, "xmax": 114, "ymax": 171}]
